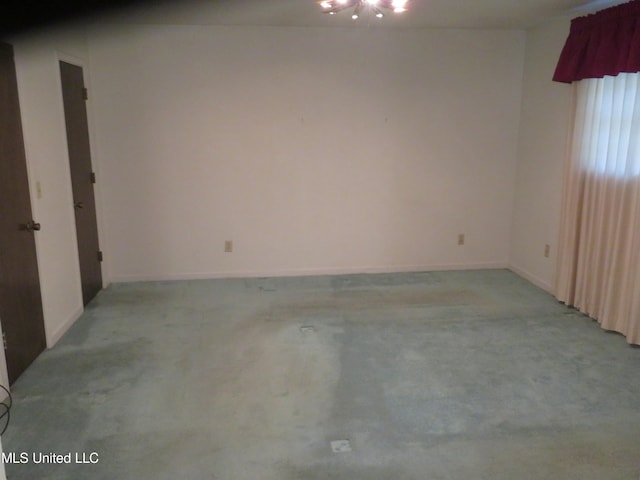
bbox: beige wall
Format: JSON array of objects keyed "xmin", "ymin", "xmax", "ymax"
[
  {"xmin": 509, "ymin": 19, "xmax": 572, "ymax": 291},
  {"xmin": 88, "ymin": 25, "xmax": 526, "ymax": 281}
]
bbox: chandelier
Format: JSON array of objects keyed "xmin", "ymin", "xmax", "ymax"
[{"xmin": 317, "ymin": 0, "xmax": 409, "ymax": 20}]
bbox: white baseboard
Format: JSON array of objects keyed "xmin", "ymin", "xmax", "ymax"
[
  {"xmin": 46, "ymin": 306, "xmax": 83, "ymax": 348},
  {"xmin": 508, "ymin": 264, "xmax": 553, "ymax": 293},
  {"xmin": 109, "ymin": 261, "xmax": 509, "ymax": 283}
]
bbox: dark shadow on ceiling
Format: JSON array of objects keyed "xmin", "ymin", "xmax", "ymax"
[{"xmin": 1, "ymin": 0, "xmax": 232, "ymax": 37}]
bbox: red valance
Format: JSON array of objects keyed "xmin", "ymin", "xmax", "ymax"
[{"xmin": 553, "ymin": 0, "xmax": 640, "ymax": 83}]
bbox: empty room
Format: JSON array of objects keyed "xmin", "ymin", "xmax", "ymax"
[{"xmin": 1, "ymin": 0, "xmax": 639, "ymax": 478}]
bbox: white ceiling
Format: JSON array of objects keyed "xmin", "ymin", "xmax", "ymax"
[{"xmin": 102, "ymin": 0, "xmax": 628, "ymax": 30}]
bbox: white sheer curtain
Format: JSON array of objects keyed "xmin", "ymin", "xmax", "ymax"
[{"xmin": 555, "ymin": 72, "xmax": 640, "ymax": 345}]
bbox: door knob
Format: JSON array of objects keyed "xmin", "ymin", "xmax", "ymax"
[
  {"xmin": 25, "ymin": 220, "xmax": 41, "ymax": 232},
  {"xmin": 74, "ymin": 202, "xmax": 84, "ymax": 209}
]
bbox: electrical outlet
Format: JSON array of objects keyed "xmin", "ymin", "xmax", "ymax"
[
  {"xmin": 224, "ymin": 240, "xmax": 233, "ymax": 253},
  {"xmin": 544, "ymin": 244, "xmax": 550, "ymax": 258},
  {"xmin": 458, "ymin": 234, "xmax": 465, "ymax": 246}
]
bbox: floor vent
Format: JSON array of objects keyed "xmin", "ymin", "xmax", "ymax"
[{"xmin": 330, "ymin": 439, "xmax": 352, "ymax": 453}]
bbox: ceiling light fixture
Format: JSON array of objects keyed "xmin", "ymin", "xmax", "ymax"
[{"xmin": 318, "ymin": 0, "xmax": 409, "ymax": 20}]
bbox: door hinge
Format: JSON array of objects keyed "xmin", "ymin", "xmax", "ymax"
[
  {"xmin": 2, "ymin": 332, "xmax": 7, "ymax": 351},
  {"xmin": 90, "ymin": 172, "xmax": 96, "ymax": 184},
  {"xmin": 82, "ymin": 87, "xmax": 88, "ymax": 101},
  {"xmin": 97, "ymin": 251, "xmax": 103, "ymax": 262}
]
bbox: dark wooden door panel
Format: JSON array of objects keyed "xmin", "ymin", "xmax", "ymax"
[
  {"xmin": 60, "ymin": 61, "xmax": 102, "ymax": 305},
  {"xmin": 0, "ymin": 42, "xmax": 47, "ymax": 384}
]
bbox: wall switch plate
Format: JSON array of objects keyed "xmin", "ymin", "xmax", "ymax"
[
  {"xmin": 224, "ymin": 240, "xmax": 233, "ymax": 253},
  {"xmin": 458, "ymin": 234, "xmax": 465, "ymax": 246},
  {"xmin": 544, "ymin": 244, "xmax": 550, "ymax": 258}
]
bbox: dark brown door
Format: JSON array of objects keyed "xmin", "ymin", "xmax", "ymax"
[
  {"xmin": 0, "ymin": 42, "xmax": 47, "ymax": 384},
  {"xmin": 60, "ymin": 61, "xmax": 102, "ymax": 305}
]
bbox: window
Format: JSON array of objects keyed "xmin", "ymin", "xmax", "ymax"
[{"xmin": 575, "ymin": 72, "xmax": 640, "ymax": 178}]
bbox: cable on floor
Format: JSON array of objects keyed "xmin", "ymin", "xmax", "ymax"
[{"xmin": 0, "ymin": 384, "xmax": 12, "ymax": 436}]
